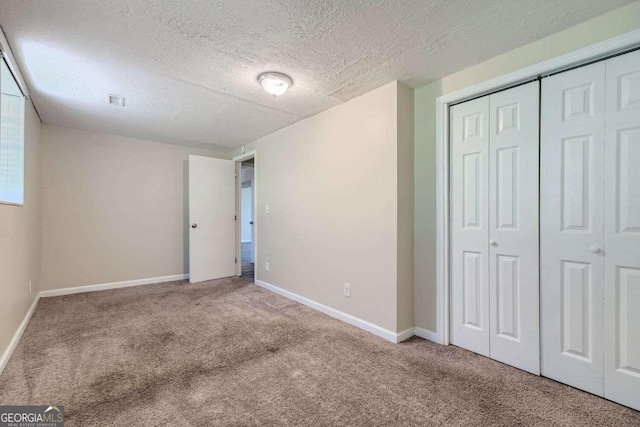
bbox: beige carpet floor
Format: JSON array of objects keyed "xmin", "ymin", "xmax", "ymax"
[{"xmin": 1, "ymin": 276, "xmax": 638, "ymax": 426}]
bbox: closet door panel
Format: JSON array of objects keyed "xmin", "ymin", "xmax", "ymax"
[
  {"xmin": 541, "ymin": 62, "xmax": 605, "ymax": 395},
  {"xmin": 488, "ymin": 82, "xmax": 540, "ymax": 374},
  {"xmin": 604, "ymin": 49, "xmax": 640, "ymax": 411},
  {"xmin": 450, "ymin": 97, "xmax": 491, "ymax": 356}
]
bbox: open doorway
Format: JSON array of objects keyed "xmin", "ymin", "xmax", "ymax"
[{"xmin": 238, "ymin": 157, "xmax": 255, "ymax": 279}]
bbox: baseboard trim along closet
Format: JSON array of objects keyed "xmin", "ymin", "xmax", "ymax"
[
  {"xmin": 38, "ymin": 274, "xmax": 190, "ymax": 298},
  {"xmin": 0, "ymin": 294, "xmax": 40, "ymax": 376},
  {"xmin": 255, "ymin": 279, "xmax": 414, "ymax": 344},
  {"xmin": 414, "ymin": 327, "xmax": 442, "ymax": 344},
  {"xmin": 396, "ymin": 327, "xmax": 417, "ymax": 343}
]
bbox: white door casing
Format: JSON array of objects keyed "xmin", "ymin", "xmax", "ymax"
[
  {"xmin": 488, "ymin": 82, "xmax": 540, "ymax": 375},
  {"xmin": 540, "ymin": 61, "xmax": 606, "ymax": 395},
  {"xmin": 603, "ymin": 49, "xmax": 640, "ymax": 411},
  {"xmin": 189, "ymin": 155, "xmax": 236, "ymax": 283},
  {"xmin": 450, "ymin": 96, "xmax": 491, "ymax": 357},
  {"xmin": 251, "ymin": 177, "xmax": 256, "ymax": 263}
]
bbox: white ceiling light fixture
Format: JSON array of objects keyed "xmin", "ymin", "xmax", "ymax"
[{"xmin": 258, "ymin": 72, "xmax": 292, "ymax": 98}]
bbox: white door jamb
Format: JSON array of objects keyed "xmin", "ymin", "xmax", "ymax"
[{"xmin": 233, "ymin": 150, "xmax": 258, "ymax": 278}]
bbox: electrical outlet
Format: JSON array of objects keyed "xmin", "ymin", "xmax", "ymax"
[
  {"xmin": 265, "ymin": 261, "xmax": 270, "ymax": 272},
  {"xmin": 344, "ymin": 283, "xmax": 351, "ymax": 298},
  {"xmin": 265, "ymin": 204, "xmax": 270, "ymax": 214},
  {"xmin": 28, "ymin": 280, "xmax": 32, "ymax": 295}
]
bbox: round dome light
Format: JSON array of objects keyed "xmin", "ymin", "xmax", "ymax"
[{"xmin": 258, "ymin": 72, "xmax": 293, "ymax": 98}]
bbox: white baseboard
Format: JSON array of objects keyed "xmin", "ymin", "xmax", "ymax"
[
  {"xmin": 414, "ymin": 326, "xmax": 442, "ymax": 344},
  {"xmin": 255, "ymin": 279, "xmax": 413, "ymax": 344},
  {"xmin": 396, "ymin": 327, "xmax": 416, "ymax": 343},
  {"xmin": 39, "ymin": 274, "xmax": 189, "ymax": 298},
  {"xmin": 0, "ymin": 294, "xmax": 40, "ymax": 376}
]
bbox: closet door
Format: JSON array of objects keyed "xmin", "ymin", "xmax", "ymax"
[
  {"xmin": 450, "ymin": 96, "xmax": 491, "ymax": 357},
  {"xmin": 603, "ymin": 49, "xmax": 640, "ymax": 411},
  {"xmin": 488, "ymin": 82, "xmax": 540, "ymax": 374},
  {"xmin": 540, "ymin": 62, "xmax": 605, "ymax": 395}
]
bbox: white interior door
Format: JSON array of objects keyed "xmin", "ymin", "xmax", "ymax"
[
  {"xmin": 540, "ymin": 61, "xmax": 606, "ymax": 395},
  {"xmin": 189, "ymin": 155, "xmax": 236, "ymax": 283},
  {"xmin": 450, "ymin": 96, "xmax": 491, "ymax": 357},
  {"xmin": 603, "ymin": 49, "xmax": 640, "ymax": 411},
  {"xmin": 488, "ymin": 82, "xmax": 540, "ymax": 374}
]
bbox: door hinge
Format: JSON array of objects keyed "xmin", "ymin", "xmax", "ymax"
[
  {"xmin": 235, "ymin": 257, "xmax": 237, "ymax": 264},
  {"xmin": 235, "ymin": 215, "xmax": 237, "ymax": 221}
]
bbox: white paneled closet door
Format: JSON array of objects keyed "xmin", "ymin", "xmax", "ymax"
[
  {"xmin": 451, "ymin": 96, "xmax": 491, "ymax": 357},
  {"xmin": 540, "ymin": 61, "xmax": 606, "ymax": 396},
  {"xmin": 488, "ymin": 82, "xmax": 540, "ymax": 375},
  {"xmin": 603, "ymin": 49, "xmax": 640, "ymax": 411},
  {"xmin": 541, "ymin": 49, "xmax": 640, "ymax": 411},
  {"xmin": 451, "ymin": 82, "xmax": 540, "ymax": 372}
]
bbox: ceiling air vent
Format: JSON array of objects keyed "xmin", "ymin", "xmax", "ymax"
[{"xmin": 106, "ymin": 93, "xmax": 125, "ymax": 107}]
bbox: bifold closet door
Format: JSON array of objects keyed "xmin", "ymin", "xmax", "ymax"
[
  {"xmin": 542, "ymin": 49, "xmax": 640, "ymax": 411},
  {"xmin": 603, "ymin": 49, "xmax": 640, "ymax": 411},
  {"xmin": 451, "ymin": 96, "xmax": 491, "ymax": 357},
  {"xmin": 451, "ymin": 82, "xmax": 540, "ymax": 373},
  {"xmin": 488, "ymin": 82, "xmax": 540, "ymax": 375},
  {"xmin": 541, "ymin": 61, "xmax": 606, "ymax": 396}
]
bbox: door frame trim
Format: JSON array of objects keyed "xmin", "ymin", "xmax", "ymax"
[
  {"xmin": 433, "ymin": 29, "xmax": 640, "ymax": 346},
  {"xmin": 233, "ymin": 150, "xmax": 257, "ymax": 277}
]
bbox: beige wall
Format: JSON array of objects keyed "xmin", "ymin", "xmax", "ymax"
[
  {"xmin": 40, "ymin": 125, "xmax": 228, "ymax": 290},
  {"xmin": 0, "ymin": 101, "xmax": 41, "ymax": 360},
  {"xmin": 239, "ymin": 81, "xmax": 413, "ymax": 333},
  {"xmin": 413, "ymin": 2, "xmax": 640, "ymax": 333}
]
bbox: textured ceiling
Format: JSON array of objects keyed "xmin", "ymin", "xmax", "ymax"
[{"xmin": 0, "ymin": 0, "xmax": 633, "ymax": 151}]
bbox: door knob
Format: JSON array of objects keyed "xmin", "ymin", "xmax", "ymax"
[
  {"xmin": 589, "ymin": 246, "xmax": 601, "ymax": 253},
  {"xmin": 490, "ymin": 240, "xmax": 497, "ymax": 246},
  {"xmin": 250, "ymin": 221, "xmax": 254, "ymax": 225},
  {"xmin": 191, "ymin": 223, "xmax": 198, "ymax": 229}
]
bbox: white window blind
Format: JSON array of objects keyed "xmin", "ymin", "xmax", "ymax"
[{"xmin": 0, "ymin": 57, "xmax": 25, "ymax": 205}]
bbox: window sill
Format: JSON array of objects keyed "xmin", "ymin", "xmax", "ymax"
[{"xmin": 0, "ymin": 200, "xmax": 24, "ymax": 207}]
